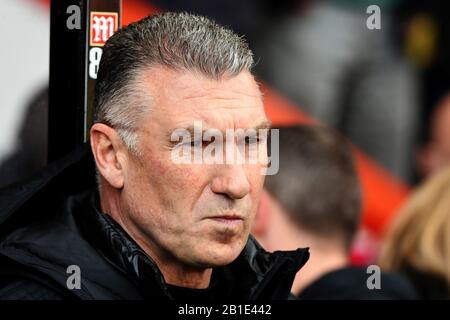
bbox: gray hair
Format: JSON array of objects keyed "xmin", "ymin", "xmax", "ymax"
[{"xmin": 93, "ymin": 12, "xmax": 255, "ymax": 154}]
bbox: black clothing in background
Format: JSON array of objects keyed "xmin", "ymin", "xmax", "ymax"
[{"xmin": 298, "ymin": 266, "xmax": 418, "ymax": 299}]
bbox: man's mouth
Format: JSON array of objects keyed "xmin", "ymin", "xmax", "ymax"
[{"xmin": 207, "ymin": 214, "xmax": 244, "ymax": 226}]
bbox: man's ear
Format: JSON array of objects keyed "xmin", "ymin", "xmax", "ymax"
[
  {"xmin": 90, "ymin": 123, "xmax": 126, "ymax": 189},
  {"xmin": 253, "ymin": 189, "xmax": 272, "ymax": 237}
]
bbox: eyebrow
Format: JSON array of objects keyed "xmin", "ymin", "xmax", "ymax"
[{"xmin": 167, "ymin": 120, "xmax": 272, "ymax": 142}]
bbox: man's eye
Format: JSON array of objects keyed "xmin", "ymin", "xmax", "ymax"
[
  {"xmin": 244, "ymin": 136, "xmax": 260, "ymax": 144},
  {"xmin": 186, "ymin": 140, "xmax": 199, "ymax": 147},
  {"xmin": 186, "ymin": 140, "xmax": 211, "ymax": 147}
]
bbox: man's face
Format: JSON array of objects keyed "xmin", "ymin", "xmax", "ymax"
[
  {"xmin": 431, "ymin": 103, "xmax": 450, "ymax": 170},
  {"xmin": 419, "ymin": 101, "xmax": 450, "ymax": 177},
  {"xmin": 121, "ymin": 67, "xmax": 268, "ymax": 268}
]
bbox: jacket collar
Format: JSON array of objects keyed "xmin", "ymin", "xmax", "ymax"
[{"xmin": 77, "ymin": 189, "xmax": 172, "ymax": 299}]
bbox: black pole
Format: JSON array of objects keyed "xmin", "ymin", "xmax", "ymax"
[{"xmin": 48, "ymin": 0, "xmax": 121, "ymax": 162}]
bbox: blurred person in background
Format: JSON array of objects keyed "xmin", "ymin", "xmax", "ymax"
[
  {"xmin": 0, "ymin": 0, "xmax": 49, "ymax": 172},
  {"xmin": 148, "ymin": 0, "xmax": 301, "ymax": 49},
  {"xmin": 0, "ymin": 88, "xmax": 48, "ymax": 189},
  {"xmin": 401, "ymin": 1, "xmax": 450, "ymax": 170},
  {"xmin": 379, "ymin": 166, "xmax": 450, "ymax": 299},
  {"xmin": 417, "ymin": 93, "xmax": 450, "ymax": 179},
  {"xmin": 254, "ymin": 125, "xmax": 417, "ymax": 299},
  {"xmin": 255, "ymin": 0, "xmax": 419, "ymax": 182}
]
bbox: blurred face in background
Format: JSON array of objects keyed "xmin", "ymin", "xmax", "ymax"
[{"xmin": 418, "ymin": 95, "xmax": 450, "ymax": 178}]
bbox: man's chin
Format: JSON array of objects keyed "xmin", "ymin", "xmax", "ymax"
[{"xmin": 194, "ymin": 240, "xmax": 247, "ymax": 267}]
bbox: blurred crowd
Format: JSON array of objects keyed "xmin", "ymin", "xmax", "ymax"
[{"xmin": 1, "ymin": 0, "xmax": 450, "ymax": 299}]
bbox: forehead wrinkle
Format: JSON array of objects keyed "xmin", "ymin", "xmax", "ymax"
[
  {"xmin": 179, "ymin": 87, "xmax": 263, "ymax": 102},
  {"xmin": 168, "ymin": 96, "xmax": 263, "ymax": 115},
  {"xmin": 167, "ymin": 101, "xmax": 267, "ymax": 130}
]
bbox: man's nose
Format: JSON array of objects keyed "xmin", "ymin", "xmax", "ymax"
[{"xmin": 210, "ymin": 165, "xmax": 250, "ymax": 200}]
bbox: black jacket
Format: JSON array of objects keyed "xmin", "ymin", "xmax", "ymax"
[
  {"xmin": 0, "ymin": 145, "xmax": 309, "ymax": 300},
  {"xmin": 401, "ymin": 265, "xmax": 450, "ymax": 299},
  {"xmin": 298, "ymin": 266, "xmax": 418, "ymax": 300}
]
